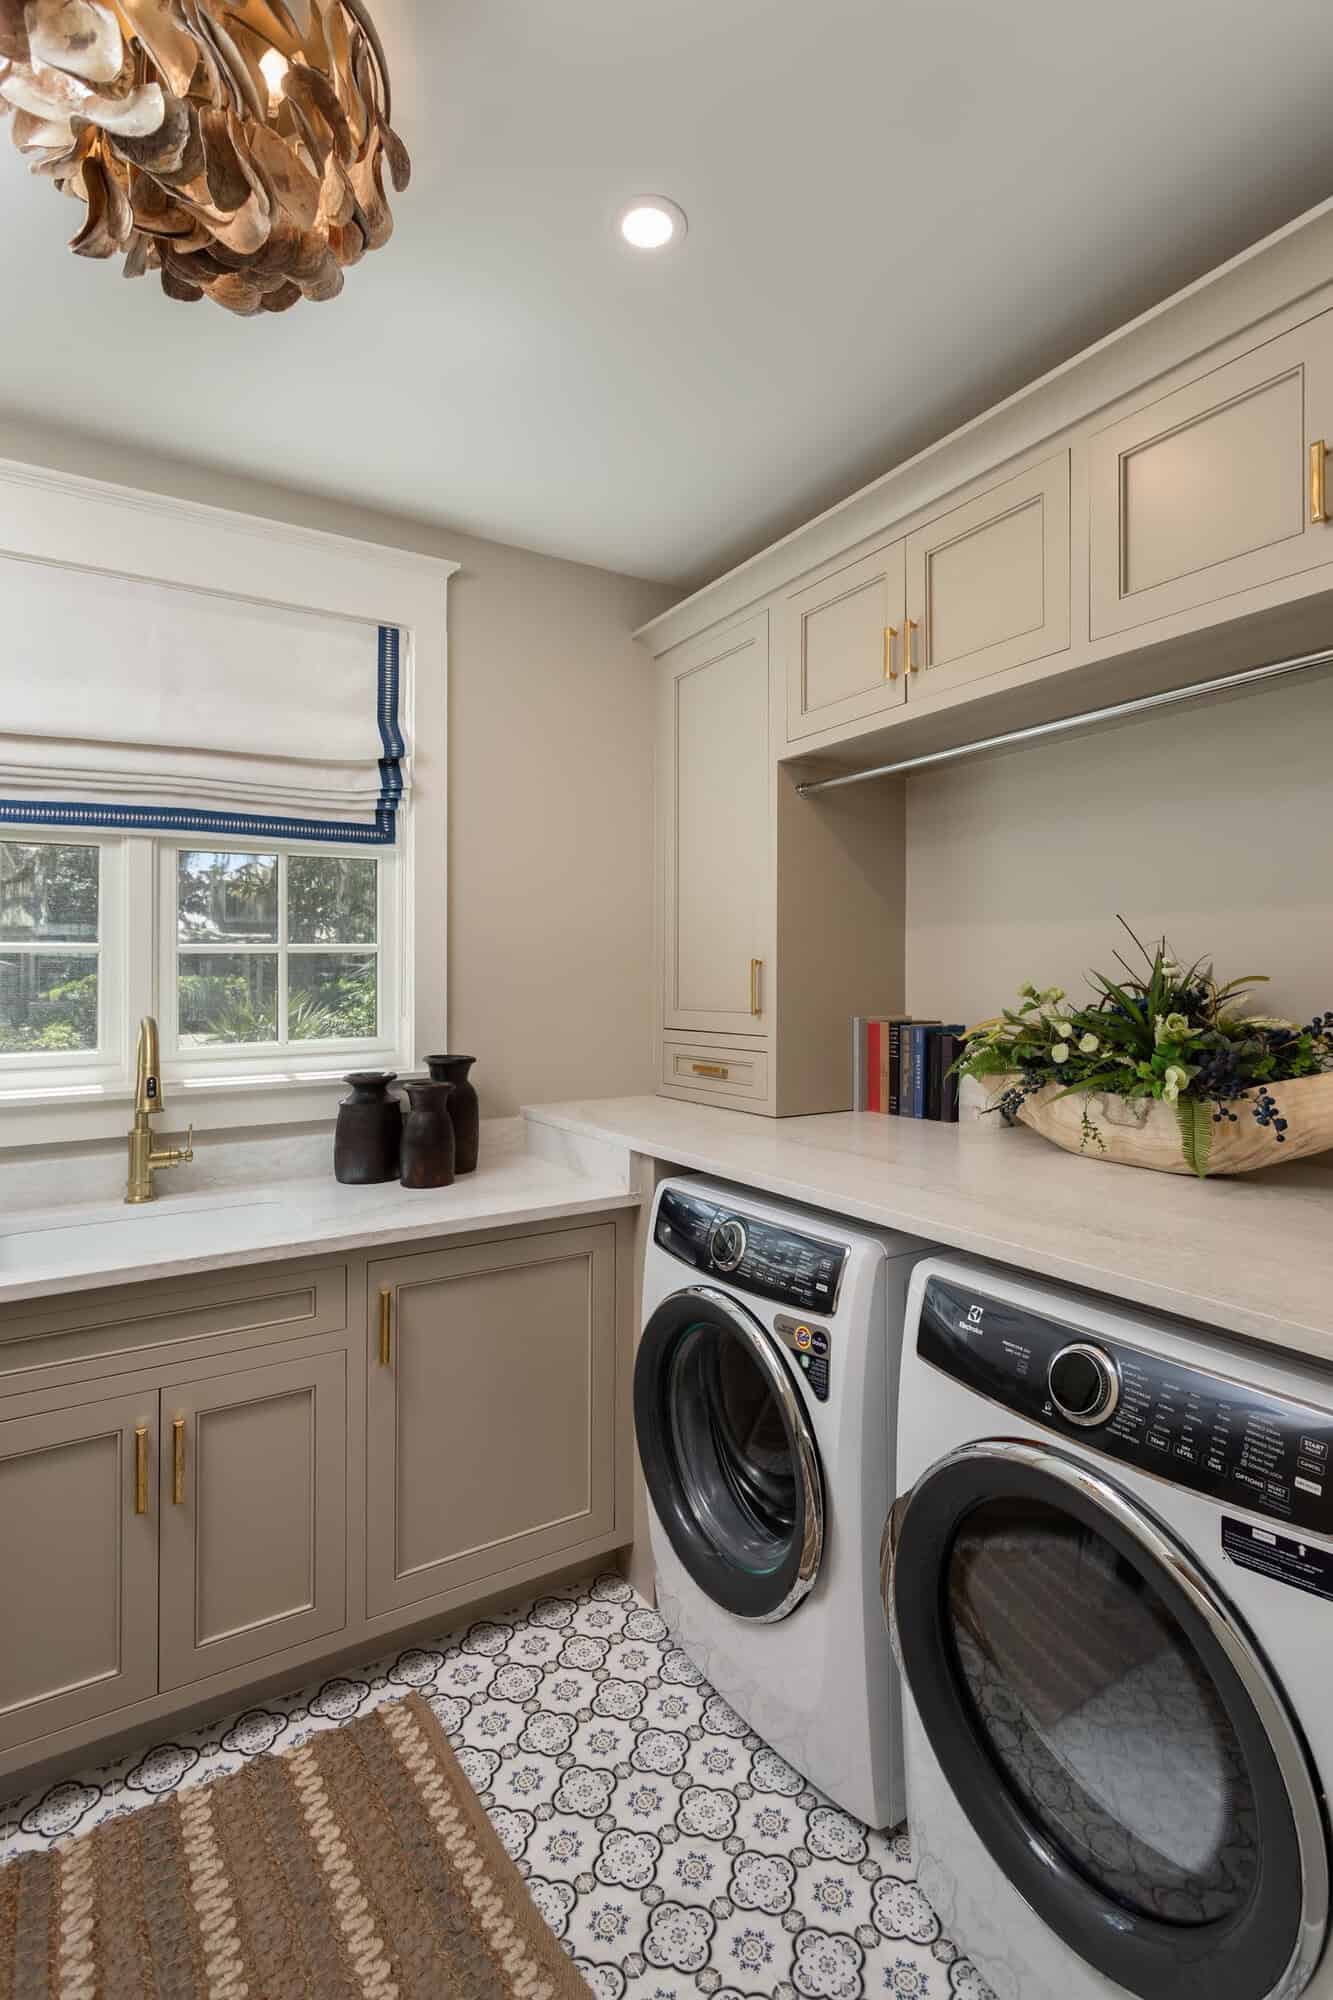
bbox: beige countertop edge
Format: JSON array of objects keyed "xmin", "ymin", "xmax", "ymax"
[
  {"xmin": 0, "ymin": 1165, "xmax": 641, "ymax": 1310},
  {"xmin": 521, "ymin": 1097, "xmax": 1333, "ymax": 1369}
]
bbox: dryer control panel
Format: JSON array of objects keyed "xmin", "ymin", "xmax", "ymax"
[
  {"xmin": 654, "ymin": 1187, "xmax": 848, "ymax": 1315},
  {"xmin": 920, "ymin": 1275, "xmax": 1333, "ymax": 1537}
]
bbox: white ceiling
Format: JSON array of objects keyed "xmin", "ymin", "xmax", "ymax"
[{"xmin": 4, "ymin": 0, "xmax": 1333, "ymax": 587}]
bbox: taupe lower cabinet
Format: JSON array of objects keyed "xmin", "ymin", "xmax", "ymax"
[
  {"xmin": 0, "ymin": 1392, "xmax": 158, "ymax": 1754},
  {"xmin": 0, "ymin": 1350, "xmax": 347, "ymax": 1752},
  {"xmin": 158, "ymin": 1352, "xmax": 347, "ymax": 1692},
  {"xmin": 366, "ymin": 1226, "xmax": 616, "ymax": 1617}
]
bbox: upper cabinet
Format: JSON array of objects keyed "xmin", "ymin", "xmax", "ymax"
[
  {"xmin": 1089, "ymin": 314, "xmax": 1333, "ymax": 639},
  {"xmin": 783, "ymin": 539, "xmax": 907, "ymax": 741},
  {"xmin": 659, "ymin": 613, "xmax": 772, "ymax": 1037},
  {"xmin": 905, "ymin": 454, "xmax": 1070, "ymax": 697}
]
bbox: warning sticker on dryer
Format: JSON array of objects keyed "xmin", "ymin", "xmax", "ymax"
[{"xmin": 1222, "ymin": 1516, "xmax": 1333, "ymax": 1603}]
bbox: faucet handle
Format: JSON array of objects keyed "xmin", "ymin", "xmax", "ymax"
[{"xmin": 180, "ymin": 1124, "xmax": 194, "ymax": 1165}]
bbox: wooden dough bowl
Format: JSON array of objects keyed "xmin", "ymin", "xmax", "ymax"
[{"xmin": 992, "ymin": 1071, "xmax": 1333, "ymax": 1176}]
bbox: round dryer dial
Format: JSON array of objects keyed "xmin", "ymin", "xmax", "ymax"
[
  {"xmin": 708, "ymin": 1216, "xmax": 748, "ymax": 1272},
  {"xmin": 1047, "ymin": 1342, "xmax": 1120, "ymax": 1427}
]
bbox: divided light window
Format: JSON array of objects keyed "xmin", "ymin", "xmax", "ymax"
[
  {"xmin": 173, "ymin": 849, "xmax": 380, "ymax": 1054},
  {"xmin": 0, "ymin": 840, "xmax": 101, "ymax": 1060}
]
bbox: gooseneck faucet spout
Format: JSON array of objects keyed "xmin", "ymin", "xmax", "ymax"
[{"xmin": 125, "ymin": 1016, "xmax": 193, "ymax": 1204}]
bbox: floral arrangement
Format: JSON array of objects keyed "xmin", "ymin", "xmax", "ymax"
[{"xmin": 955, "ymin": 921, "xmax": 1333, "ymax": 1177}]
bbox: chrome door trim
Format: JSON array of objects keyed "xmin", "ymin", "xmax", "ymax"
[
  {"xmin": 884, "ymin": 1438, "xmax": 1329, "ymax": 2000},
  {"xmin": 682, "ymin": 1285, "xmax": 825, "ymax": 1621}
]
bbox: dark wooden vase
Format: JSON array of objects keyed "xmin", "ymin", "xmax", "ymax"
[
  {"xmin": 425, "ymin": 1054, "xmax": 478, "ymax": 1172},
  {"xmin": 334, "ymin": 1072, "xmax": 402, "ymax": 1184},
  {"xmin": 400, "ymin": 1079, "xmax": 455, "ymax": 1188}
]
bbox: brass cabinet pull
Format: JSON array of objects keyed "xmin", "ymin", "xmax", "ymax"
[
  {"xmin": 905, "ymin": 616, "xmax": 919, "ymax": 671},
  {"xmin": 882, "ymin": 624, "xmax": 898, "ymax": 680},
  {"xmin": 749, "ymin": 959, "xmax": 763, "ymax": 1017},
  {"xmin": 378, "ymin": 1285, "xmax": 394, "ymax": 1367},
  {"xmin": 172, "ymin": 1417, "xmax": 186, "ymax": 1505},
  {"xmin": 692, "ymin": 1062, "xmax": 730, "ymax": 1078},
  {"xmin": 1312, "ymin": 440, "xmax": 1328, "ymax": 524},
  {"xmin": 133, "ymin": 1425, "xmax": 149, "ymax": 1516}
]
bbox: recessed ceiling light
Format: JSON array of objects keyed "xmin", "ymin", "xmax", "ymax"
[{"xmin": 619, "ymin": 197, "xmax": 687, "ymax": 251}]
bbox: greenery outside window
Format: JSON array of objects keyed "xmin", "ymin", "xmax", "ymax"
[{"xmin": 0, "ymin": 836, "xmax": 120, "ymax": 1081}]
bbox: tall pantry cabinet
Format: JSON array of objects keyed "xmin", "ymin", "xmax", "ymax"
[{"xmin": 656, "ymin": 611, "xmax": 905, "ymax": 1116}]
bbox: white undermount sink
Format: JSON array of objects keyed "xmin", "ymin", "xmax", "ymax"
[{"xmin": 0, "ymin": 1195, "xmax": 307, "ymax": 1275}]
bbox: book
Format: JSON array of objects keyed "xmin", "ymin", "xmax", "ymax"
[
  {"xmin": 900, "ymin": 1020, "xmax": 940, "ymax": 1117},
  {"xmin": 926, "ymin": 1026, "xmax": 967, "ymax": 1121}
]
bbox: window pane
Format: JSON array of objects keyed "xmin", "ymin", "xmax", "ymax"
[
  {"xmin": 289, "ymin": 953, "xmax": 377, "ymax": 1040},
  {"xmin": 177, "ymin": 852, "xmax": 277, "ymax": 944},
  {"xmin": 0, "ymin": 842, "xmax": 98, "ymax": 944},
  {"xmin": 0, "ymin": 952, "xmax": 98, "ymax": 1052},
  {"xmin": 178, "ymin": 953, "xmax": 278, "ymax": 1045},
  {"xmin": 288, "ymin": 856, "xmax": 377, "ymax": 944}
]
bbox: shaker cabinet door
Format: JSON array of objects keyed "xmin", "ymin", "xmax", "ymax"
[
  {"xmin": 1089, "ymin": 313, "xmax": 1333, "ymax": 638},
  {"xmin": 783, "ymin": 538, "xmax": 907, "ymax": 741},
  {"xmin": 158, "ymin": 1352, "xmax": 347, "ymax": 1692},
  {"xmin": 660, "ymin": 614, "xmax": 772, "ymax": 1037},
  {"xmin": 905, "ymin": 454, "xmax": 1070, "ymax": 698},
  {"xmin": 366, "ymin": 1226, "xmax": 617, "ymax": 1617},
  {"xmin": 0, "ymin": 1392, "xmax": 157, "ymax": 1753}
]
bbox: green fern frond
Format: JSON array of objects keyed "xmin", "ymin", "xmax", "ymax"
[{"xmin": 1175, "ymin": 1098, "xmax": 1213, "ymax": 1179}]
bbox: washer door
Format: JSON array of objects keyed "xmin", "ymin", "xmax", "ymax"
[
  {"xmin": 885, "ymin": 1440, "xmax": 1328, "ymax": 2000},
  {"xmin": 635, "ymin": 1285, "xmax": 824, "ymax": 1621}
]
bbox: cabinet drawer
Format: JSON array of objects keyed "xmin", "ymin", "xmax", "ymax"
[
  {"xmin": 660, "ymin": 1039, "xmax": 770, "ymax": 1104},
  {"xmin": 0, "ymin": 1262, "xmax": 348, "ymax": 1397}
]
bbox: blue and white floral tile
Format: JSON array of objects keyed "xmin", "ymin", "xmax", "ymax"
[{"xmin": 0, "ymin": 1571, "xmax": 994, "ymax": 2000}]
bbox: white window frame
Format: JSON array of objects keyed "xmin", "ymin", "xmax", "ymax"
[{"xmin": 157, "ymin": 833, "xmax": 406, "ymax": 1084}]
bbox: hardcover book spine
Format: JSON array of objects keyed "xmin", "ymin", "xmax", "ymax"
[
  {"xmin": 866, "ymin": 1018, "xmax": 882, "ymax": 1114},
  {"xmin": 851, "ymin": 1017, "xmax": 866, "ymax": 1112},
  {"xmin": 926, "ymin": 1030, "xmax": 945, "ymax": 1121},
  {"xmin": 900, "ymin": 1027, "xmax": 914, "ymax": 1119},
  {"xmin": 939, "ymin": 1033, "xmax": 963, "ymax": 1123},
  {"xmin": 910, "ymin": 1026, "xmax": 929, "ymax": 1118},
  {"xmin": 888, "ymin": 1020, "xmax": 904, "ymax": 1116}
]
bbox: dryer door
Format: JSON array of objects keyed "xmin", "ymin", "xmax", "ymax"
[
  {"xmin": 885, "ymin": 1439, "xmax": 1328, "ymax": 2000},
  {"xmin": 635, "ymin": 1285, "xmax": 824, "ymax": 1622}
]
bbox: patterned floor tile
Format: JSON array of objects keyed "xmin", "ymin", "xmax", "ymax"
[{"xmin": 0, "ymin": 1572, "xmax": 995, "ymax": 1998}]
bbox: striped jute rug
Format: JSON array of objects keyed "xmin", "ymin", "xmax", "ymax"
[{"xmin": 0, "ymin": 1693, "xmax": 588, "ymax": 1998}]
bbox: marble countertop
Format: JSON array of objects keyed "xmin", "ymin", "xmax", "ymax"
[
  {"xmin": 0, "ymin": 1123, "xmax": 638, "ymax": 1307},
  {"xmin": 523, "ymin": 1095, "xmax": 1333, "ymax": 1366}
]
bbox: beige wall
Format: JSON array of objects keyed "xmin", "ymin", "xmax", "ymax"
[
  {"xmin": 905, "ymin": 669, "xmax": 1333, "ymax": 1028},
  {"xmin": 1, "ymin": 418, "xmax": 673, "ymax": 1118}
]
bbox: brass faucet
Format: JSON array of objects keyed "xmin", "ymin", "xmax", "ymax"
[{"xmin": 125, "ymin": 1016, "xmax": 193, "ymax": 1204}]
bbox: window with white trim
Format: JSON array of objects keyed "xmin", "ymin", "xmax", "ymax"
[{"xmin": 0, "ymin": 825, "xmax": 403, "ymax": 1096}]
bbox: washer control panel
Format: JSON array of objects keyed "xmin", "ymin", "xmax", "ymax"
[
  {"xmin": 655, "ymin": 1187, "xmax": 848, "ymax": 1314},
  {"xmin": 920, "ymin": 1275, "xmax": 1333, "ymax": 1536}
]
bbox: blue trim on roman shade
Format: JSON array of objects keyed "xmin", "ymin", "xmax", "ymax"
[{"xmin": 0, "ymin": 625, "xmax": 404, "ymax": 846}]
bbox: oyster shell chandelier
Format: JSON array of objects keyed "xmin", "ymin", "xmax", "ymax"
[{"xmin": 0, "ymin": 0, "xmax": 409, "ymax": 314}]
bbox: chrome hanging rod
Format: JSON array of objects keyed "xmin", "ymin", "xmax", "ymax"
[{"xmin": 794, "ymin": 644, "xmax": 1333, "ymax": 796}]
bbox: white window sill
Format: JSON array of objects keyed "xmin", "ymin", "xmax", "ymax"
[{"xmin": 0, "ymin": 1068, "xmax": 411, "ymax": 1151}]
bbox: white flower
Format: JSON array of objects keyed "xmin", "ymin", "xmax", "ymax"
[
  {"xmin": 1162, "ymin": 1064, "xmax": 1189, "ymax": 1103},
  {"xmin": 1078, "ymin": 1033, "xmax": 1099, "ymax": 1054},
  {"xmin": 1052, "ymin": 1043, "xmax": 1070, "ymax": 1064}
]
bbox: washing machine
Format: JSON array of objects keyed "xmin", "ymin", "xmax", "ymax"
[
  {"xmin": 884, "ymin": 1254, "xmax": 1333, "ymax": 2000},
  {"xmin": 635, "ymin": 1175, "xmax": 931, "ymax": 1828}
]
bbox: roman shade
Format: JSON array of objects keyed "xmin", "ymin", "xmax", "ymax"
[{"xmin": 0, "ymin": 555, "xmax": 406, "ymax": 845}]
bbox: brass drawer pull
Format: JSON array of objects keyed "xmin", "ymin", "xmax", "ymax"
[
  {"xmin": 883, "ymin": 624, "xmax": 898, "ymax": 680},
  {"xmin": 750, "ymin": 958, "xmax": 763, "ymax": 1017},
  {"xmin": 692, "ymin": 1062, "xmax": 730, "ymax": 1078},
  {"xmin": 905, "ymin": 616, "xmax": 919, "ymax": 671},
  {"xmin": 1312, "ymin": 440, "xmax": 1328, "ymax": 524},
  {"xmin": 172, "ymin": 1417, "xmax": 186, "ymax": 1505},
  {"xmin": 134, "ymin": 1424, "xmax": 149, "ymax": 1516},
  {"xmin": 379, "ymin": 1285, "xmax": 394, "ymax": 1367}
]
